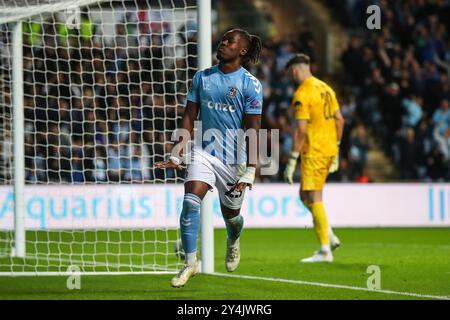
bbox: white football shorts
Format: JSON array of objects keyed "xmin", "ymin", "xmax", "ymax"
[{"xmin": 185, "ymin": 148, "xmax": 246, "ymax": 210}]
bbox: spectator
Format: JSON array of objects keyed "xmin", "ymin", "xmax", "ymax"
[
  {"xmin": 433, "ymin": 126, "xmax": 450, "ymax": 162},
  {"xmin": 431, "ymin": 99, "xmax": 450, "ymax": 135},
  {"xmin": 107, "ymin": 141, "xmax": 121, "ymax": 182},
  {"xmin": 348, "ymin": 124, "xmax": 370, "ymax": 178},
  {"xmin": 123, "ymin": 145, "xmax": 144, "ymax": 182},
  {"xmin": 415, "ymin": 119, "xmax": 434, "ymax": 180},
  {"xmin": 93, "ymin": 146, "xmax": 107, "ymax": 183},
  {"xmin": 341, "ymin": 36, "xmax": 363, "ymax": 84},
  {"xmin": 402, "ymin": 95, "xmax": 424, "ymax": 128},
  {"xmin": 72, "ymin": 155, "xmax": 85, "ymax": 183},
  {"xmin": 396, "ymin": 128, "xmax": 420, "ymax": 180}
]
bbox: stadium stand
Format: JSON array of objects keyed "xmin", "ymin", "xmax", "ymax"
[
  {"xmin": 2, "ymin": 0, "xmax": 448, "ymax": 184},
  {"xmin": 337, "ymin": 0, "xmax": 450, "ymax": 181}
]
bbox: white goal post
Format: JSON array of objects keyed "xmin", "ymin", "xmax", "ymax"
[{"xmin": 0, "ymin": 0, "xmax": 214, "ymax": 275}]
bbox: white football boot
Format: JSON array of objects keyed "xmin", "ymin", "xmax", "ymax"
[
  {"xmin": 300, "ymin": 250, "xmax": 333, "ymax": 263},
  {"xmin": 170, "ymin": 261, "xmax": 199, "ymax": 288},
  {"xmin": 225, "ymin": 238, "xmax": 240, "ymax": 272},
  {"xmin": 330, "ymin": 233, "xmax": 341, "ymax": 251}
]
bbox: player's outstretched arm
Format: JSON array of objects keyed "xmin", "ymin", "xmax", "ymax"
[{"xmin": 154, "ymin": 101, "xmax": 200, "ymax": 169}]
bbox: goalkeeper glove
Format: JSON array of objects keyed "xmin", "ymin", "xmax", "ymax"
[
  {"xmin": 329, "ymin": 142, "xmax": 340, "ymax": 173},
  {"xmin": 284, "ymin": 152, "xmax": 299, "ymax": 184}
]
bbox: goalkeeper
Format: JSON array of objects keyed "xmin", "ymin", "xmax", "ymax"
[
  {"xmin": 155, "ymin": 29, "xmax": 262, "ymax": 287},
  {"xmin": 283, "ymin": 54, "xmax": 345, "ymax": 263}
]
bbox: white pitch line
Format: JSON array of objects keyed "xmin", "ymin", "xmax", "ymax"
[
  {"xmin": 212, "ymin": 272, "xmax": 450, "ymax": 300},
  {"xmin": 3, "ymin": 255, "xmax": 448, "ymax": 300}
]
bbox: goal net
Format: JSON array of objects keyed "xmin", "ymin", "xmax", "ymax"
[{"xmin": 0, "ymin": 0, "xmax": 198, "ymax": 274}]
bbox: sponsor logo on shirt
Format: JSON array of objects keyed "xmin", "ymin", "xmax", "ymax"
[
  {"xmin": 249, "ymin": 99, "xmax": 261, "ymax": 109},
  {"xmin": 207, "ymin": 101, "xmax": 236, "ymax": 112}
]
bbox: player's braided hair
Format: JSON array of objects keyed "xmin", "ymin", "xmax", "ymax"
[{"xmin": 231, "ymin": 28, "xmax": 262, "ymax": 64}]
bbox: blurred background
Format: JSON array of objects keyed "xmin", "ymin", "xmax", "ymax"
[{"xmin": 1, "ymin": 0, "xmax": 450, "ymax": 185}]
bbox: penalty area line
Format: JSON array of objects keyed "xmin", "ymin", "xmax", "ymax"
[{"xmin": 211, "ymin": 272, "xmax": 450, "ymax": 300}]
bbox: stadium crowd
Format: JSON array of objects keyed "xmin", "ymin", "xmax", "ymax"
[
  {"xmin": 338, "ymin": 0, "xmax": 450, "ymax": 181},
  {"xmin": 2, "ymin": 0, "xmax": 449, "ymax": 184}
]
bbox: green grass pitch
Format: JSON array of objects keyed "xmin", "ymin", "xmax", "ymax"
[{"xmin": 0, "ymin": 228, "xmax": 449, "ymax": 300}]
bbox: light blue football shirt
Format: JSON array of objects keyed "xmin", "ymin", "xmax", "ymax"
[{"xmin": 186, "ymin": 65, "xmax": 263, "ymax": 164}]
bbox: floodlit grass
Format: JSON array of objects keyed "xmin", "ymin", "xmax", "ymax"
[{"xmin": 0, "ymin": 228, "xmax": 449, "ymax": 300}]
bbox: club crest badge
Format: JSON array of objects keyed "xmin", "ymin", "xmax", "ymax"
[{"xmin": 227, "ymin": 86, "xmax": 238, "ymax": 98}]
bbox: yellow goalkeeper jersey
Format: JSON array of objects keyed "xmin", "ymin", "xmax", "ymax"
[{"xmin": 292, "ymin": 76, "xmax": 339, "ymax": 158}]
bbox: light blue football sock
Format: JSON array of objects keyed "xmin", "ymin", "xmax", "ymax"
[
  {"xmin": 224, "ymin": 214, "xmax": 244, "ymax": 246},
  {"xmin": 180, "ymin": 193, "xmax": 202, "ymax": 257}
]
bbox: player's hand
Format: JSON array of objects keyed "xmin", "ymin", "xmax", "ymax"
[
  {"xmin": 229, "ymin": 182, "xmax": 252, "ymax": 193},
  {"xmin": 154, "ymin": 159, "xmax": 183, "ymax": 171},
  {"xmin": 283, "ymin": 152, "xmax": 299, "ymax": 184},
  {"xmin": 328, "ymin": 153, "xmax": 339, "ymax": 173},
  {"xmin": 230, "ymin": 166, "xmax": 256, "ymax": 192},
  {"xmin": 329, "ymin": 142, "xmax": 340, "ymax": 173}
]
